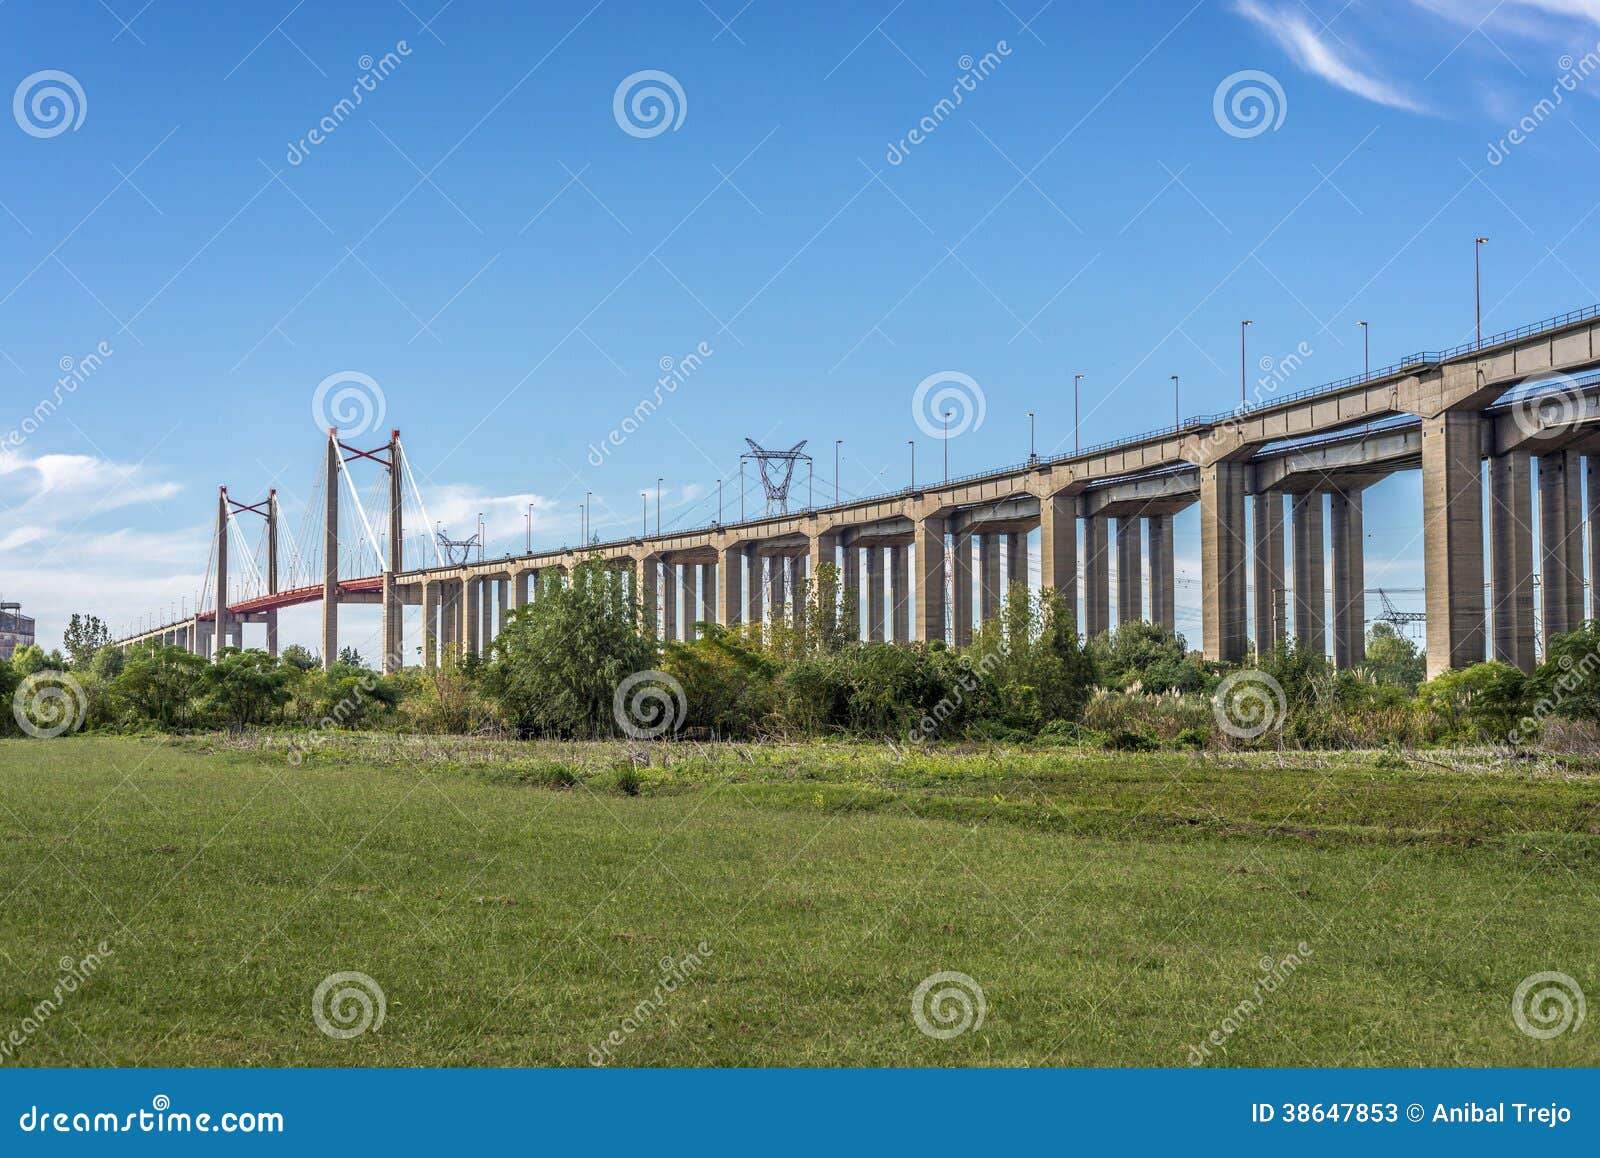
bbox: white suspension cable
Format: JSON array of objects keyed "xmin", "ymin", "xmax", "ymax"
[{"xmin": 337, "ymin": 454, "xmax": 387, "ymax": 573}]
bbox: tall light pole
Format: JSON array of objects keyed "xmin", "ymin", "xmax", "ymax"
[
  {"xmin": 656, "ymin": 478, "xmax": 662, "ymax": 536},
  {"xmin": 1475, "ymin": 237, "xmax": 1489, "ymax": 350},
  {"xmin": 717, "ymin": 478, "xmax": 723, "ymax": 525},
  {"xmin": 525, "ymin": 502, "xmax": 533, "ymax": 553},
  {"xmin": 477, "ymin": 512, "xmax": 484, "ymax": 562},
  {"xmin": 1240, "ymin": 320, "xmax": 1253, "ymax": 407},
  {"xmin": 1171, "ymin": 376, "xmax": 1179, "ymax": 428},
  {"xmin": 1073, "ymin": 373, "xmax": 1083, "ymax": 453},
  {"xmin": 739, "ymin": 460, "xmax": 745, "ymax": 521},
  {"xmin": 1026, "ymin": 411, "xmax": 1036, "ymax": 463},
  {"xmin": 641, "ymin": 492, "xmax": 647, "ymax": 537},
  {"xmin": 943, "ymin": 410, "xmax": 952, "ymax": 481},
  {"xmin": 908, "ymin": 439, "xmax": 916, "ymax": 490},
  {"xmin": 1356, "ymin": 320, "xmax": 1369, "ymax": 375},
  {"xmin": 835, "ymin": 439, "xmax": 842, "ymax": 504},
  {"xmin": 585, "ymin": 491, "xmax": 592, "ymax": 544}
]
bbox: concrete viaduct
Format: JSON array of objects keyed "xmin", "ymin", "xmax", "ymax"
[{"xmin": 116, "ymin": 305, "xmax": 1600, "ymax": 679}]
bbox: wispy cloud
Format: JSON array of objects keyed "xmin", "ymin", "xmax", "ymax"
[{"xmin": 1236, "ymin": 0, "xmax": 1431, "ymax": 113}]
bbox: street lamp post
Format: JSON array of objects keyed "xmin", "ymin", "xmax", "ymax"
[
  {"xmin": 717, "ymin": 478, "xmax": 723, "ymax": 525},
  {"xmin": 1027, "ymin": 411, "xmax": 1036, "ymax": 463},
  {"xmin": 526, "ymin": 502, "xmax": 533, "ymax": 553},
  {"xmin": 641, "ymin": 492, "xmax": 647, "ymax": 537},
  {"xmin": 1074, "ymin": 373, "xmax": 1083, "ymax": 453},
  {"xmin": 656, "ymin": 478, "xmax": 662, "ymax": 536},
  {"xmin": 908, "ymin": 440, "xmax": 916, "ymax": 490},
  {"xmin": 1171, "ymin": 376, "xmax": 1180, "ymax": 428},
  {"xmin": 1357, "ymin": 320, "xmax": 1369, "ymax": 375},
  {"xmin": 1475, "ymin": 237, "xmax": 1489, "ymax": 350},
  {"xmin": 477, "ymin": 512, "xmax": 484, "ymax": 562},
  {"xmin": 835, "ymin": 439, "xmax": 842, "ymax": 505},
  {"xmin": 1240, "ymin": 320, "xmax": 1253, "ymax": 408}
]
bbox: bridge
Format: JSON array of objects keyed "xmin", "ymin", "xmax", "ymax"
[{"xmin": 112, "ymin": 304, "xmax": 1600, "ymax": 678}]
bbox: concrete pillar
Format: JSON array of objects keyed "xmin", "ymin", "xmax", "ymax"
[
  {"xmin": 479, "ymin": 577, "xmax": 493, "ymax": 651},
  {"xmin": 841, "ymin": 543, "xmax": 861, "ymax": 640},
  {"xmin": 767, "ymin": 556, "xmax": 785, "ymax": 629},
  {"xmin": 422, "ymin": 581, "xmax": 438, "ymax": 669},
  {"xmin": 1252, "ymin": 490, "xmax": 1286, "ymax": 652},
  {"xmin": 891, "ymin": 544, "xmax": 911, "ymax": 641},
  {"xmin": 1084, "ymin": 510, "xmax": 1110, "ymax": 638},
  {"xmin": 322, "ymin": 431, "xmax": 339, "ymax": 671},
  {"xmin": 699, "ymin": 562, "xmax": 717, "ymax": 637},
  {"xmin": 1490, "ymin": 454, "xmax": 1535, "ymax": 671},
  {"xmin": 1148, "ymin": 513, "xmax": 1175, "ymax": 632},
  {"xmin": 1039, "ymin": 492, "xmax": 1078, "ymax": 626},
  {"xmin": 975, "ymin": 533, "xmax": 999, "ymax": 624},
  {"xmin": 661, "ymin": 562, "xmax": 678, "ymax": 642},
  {"xmin": 1329, "ymin": 489, "xmax": 1365, "ymax": 668},
  {"xmin": 465, "ymin": 577, "xmax": 482, "ymax": 655},
  {"xmin": 866, "ymin": 547, "xmax": 886, "ymax": 642},
  {"xmin": 951, "ymin": 529, "xmax": 974, "ymax": 646},
  {"xmin": 265, "ymin": 491, "xmax": 279, "ymax": 658},
  {"xmin": 1291, "ymin": 492, "xmax": 1326, "ymax": 655},
  {"xmin": 1590, "ymin": 456, "xmax": 1600, "ymax": 624},
  {"xmin": 744, "ymin": 548, "xmax": 762, "ymax": 627},
  {"xmin": 1199, "ymin": 460, "xmax": 1249, "ymax": 662},
  {"xmin": 720, "ymin": 547, "xmax": 743, "ymax": 626},
  {"xmin": 496, "ymin": 576, "xmax": 509, "ymax": 635},
  {"xmin": 639, "ymin": 557, "xmax": 659, "ymax": 638},
  {"xmin": 1005, "ymin": 531, "xmax": 1027, "ymax": 596},
  {"xmin": 791, "ymin": 555, "xmax": 808, "ymax": 631},
  {"xmin": 914, "ymin": 518, "xmax": 945, "ymax": 643},
  {"xmin": 215, "ymin": 488, "xmax": 230, "ymax": 661},
  {"xmin": 1116, "ymin": 516, "xmax": 1143, "ymax": 626},
  {"xmin": 1539, "ymin": 451, "xmax": 1584, "ymax": 647},
  {"xmin": 1421, "ymin": 410, "xmax": 1486, "ymax": 676}
]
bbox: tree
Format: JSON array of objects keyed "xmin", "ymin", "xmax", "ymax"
[
  {"xmin": 485, "ymin": 559, "xmax": 655, "ymax": 737},
  {"xmin": 62, "ymin": 614, "xmax": 111, "ymax": 669},
  {"xmin": 337, "ymin": 646, "xmax": 367, "ymax": 669},
  {"xmin": 1362, "ymin": 623, "xmax": 1425, "ymax": 689},
  {"xmin": 9, "ymin": 644, "xmax": 49, "ymax": 676},
  {"xmin": 280, "ymin": 645, "xmax": 317, "ymax": 672},
  {"xmin": 110, "ymin": 645, "xmax": 208, "ymax": 728},
  {"xmin": 201, "ymin": 649, "xmax": 293, "ymax": 729}
]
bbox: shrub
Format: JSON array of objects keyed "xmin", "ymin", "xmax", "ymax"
[{"xmin": 1415, "ymin": 662, "xmax": 1528, "ymax": 742}]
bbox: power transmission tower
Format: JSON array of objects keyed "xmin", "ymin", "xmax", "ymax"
[
  {"xmin": 1374, "ymin": 588, "xmax": 1426, "ymax": 637},
  {"xmin": 436, "ymin": 525, "xmax": 480, "ymax": 566},
  {"xmin": 742, "ymin": 439, "xmax": 811, "ymax": 516}
]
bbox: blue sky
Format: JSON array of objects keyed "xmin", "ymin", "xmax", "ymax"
[{"xmin": 4, "ymin": 0, "xmax": 1600, "ymax": 654}]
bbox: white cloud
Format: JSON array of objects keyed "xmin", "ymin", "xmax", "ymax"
[{"xmin": 1236, "ymin": 0, "xmax": 1430, "ymax": 113}]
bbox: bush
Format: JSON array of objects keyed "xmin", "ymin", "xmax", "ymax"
[{"xmin": 1415, "ymin": 662, "xmax": 1528, "ymax": 742}]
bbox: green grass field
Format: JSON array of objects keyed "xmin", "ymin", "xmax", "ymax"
[{"xmin": 1, "ymin": 734, "xmax": 1596, "ymax": 1066}]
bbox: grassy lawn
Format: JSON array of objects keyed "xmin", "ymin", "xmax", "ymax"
[{"xmin": 0, "ymin": 734, "xmax": 1596, "ymax": 1066}]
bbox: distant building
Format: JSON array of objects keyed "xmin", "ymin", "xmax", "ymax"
[{"xmin": 0, "ymin": 603, "xmax": 35, "ymax": 661}]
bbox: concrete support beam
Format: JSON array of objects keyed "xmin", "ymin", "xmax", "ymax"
[
  {"xmin": 1084, "ymin": 511, "xmax": 1110, "ymax": 638},
  {"xmin": 1116, "ymin": 516, "xmax": 1143, "ymax": 626},
  {"xmin": 1252, "ymin": 491, "xmax": 1286, "ymax": 652},
  {"xmin": 891, "ymin": 544, "xmax": 911, "ymax": 641},
  {"xmin": 479, "ymin": 577, "xmax": 493, "ymax": 652},
  {"xmin": 866, "ymin": 547, "xmax": 886, "ymax": 642},
  {"xmin": 720, "ymin": 547, "xmax": 743, "ymax": 626},
  {"xmin": 639, "ymin": 557, "xmax": 659, "ymax": 638},
  {"xmin": 1291, "ymin": 492, "xmax": 1326, "ymax": 655},
  {"xmin": 1005, "ymin": 531, "xmax": 1027, "ymax": 596},
  {"xmin": 1490, "ymin": 454, "xmax": 1535, "ymax": 671},
  {"xmin": 1538, "ymin": 451, "xmax": 1584, "ymax": 646},
  {"xmin": 465, "ymin": 577, "xmax": 482, "ymax": 656},
  {"xmin": 1329, "ymin": 489, "xmax": 1365, "ymax": 668},
  {"xmin": 1039, "ymin": 492, "xmax": 1078, "ymax": 625},
  {"xmin": 1199, "ymin": 460, "xmax": 1249, "ymax": 662},
  {"xmin": 1421, "ymin": 410, "xmax": 1487, "ymax": 676},
  {"xmin": 978, "ymin": 533, "xmax": 1001, "ymax": 624},
  {"xmin": 841, "ymin": 543, "xmax": 860, "ymax": 640},
  {"xmin": 1148, "ymin": 513, "xmax": 1175, "ymax": 632},
  {"xmin": 380, "ymin": 573, "xmax": 400, "ymax": 672},
  {"xmin": 951, "ymin": 529, "xmax": 974, "ymax": 646},
  {"xmin": 661, "ymin": 562, "xmax": 678, "ymax": 642},
  {"xmin": 744, "ymin": 548, "xmax": 762, "ymax": 628},
  {"xmin": 322, "ymin": 434, "xmax": 339, "ymax": 671},
  {"xmin": 698, "ymin": 562, "xmax": 716, "ymax": 638},
  {"xmin": 422, "ymin": 581, "xmax": 438, "ymax": 669},
  {"xmin": 914, "ymin": 518, "xmax": 946, "ymax": 643},
  {"xmin": 768, "ymin": 557, "xmax": 786, "ymax": 630}
]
